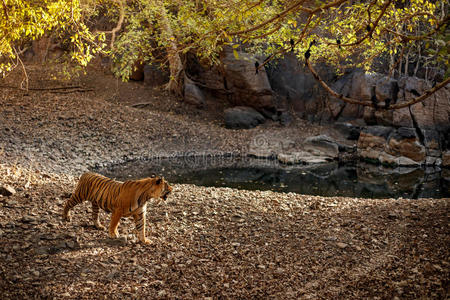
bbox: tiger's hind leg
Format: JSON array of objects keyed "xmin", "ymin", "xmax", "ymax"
[
  {"xmin": 92, "ymin": 202, "xmax": 105, "ymax": 230},
  {"xmin": 63, "ymin": 194, "xmax": 83, "ymax": 222}
]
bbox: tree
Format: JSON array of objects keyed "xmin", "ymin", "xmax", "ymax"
[
  {"xmin": 1, "ymin": 0, "xmax": 449, "ymax": 108},
  {"xmin": 0, "ymin": 0, "xmax": 105, "ymax": 87}
]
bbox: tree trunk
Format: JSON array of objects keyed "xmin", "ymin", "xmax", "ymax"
[{"xmin": 158, "ymin": 5, "xmax": 184, "ymax": 96}]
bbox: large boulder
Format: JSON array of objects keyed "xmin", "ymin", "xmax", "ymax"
[
  {"xmin": 385, "ymin": 127, "xmax": 426, "ymax": 162},
  {"xmin": 266, "ymin": 53, "xmax": 335, "ymax": 121},
  {"xmin": 328, "ymin": 70, "xmax": 378, "ymax": 121},
  {"xmin": 184, "ymin": 50, "xmax": 276, "ymax": 113},
  {"xmin": 143, "ymin": 64, "xmax": 170, "ymax": 86},
  {"xmin": 221, "ymin": 49, "xmax": 275, "ymax": 111},
  {"xmin": 397, "ymin": 77, "xmax": 450, "ymax": 130},
  {"xmin": 224, "ymin": 106, "xmax": 265, "ymax": 129},
  {"xmin": 362, "ymin": 76, "xmax": 450, "ymax": 130},
  {"xmin": 184, "ymin": 76, "xmax": 205, "ymax": 108},
  {"xmin": 357, "ymin": 126, "xmax": 428, "ymax": 165}
]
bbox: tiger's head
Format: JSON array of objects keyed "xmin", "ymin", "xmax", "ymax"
[{"xmin": 140, "ymin": 177, "xmax": 172, "ymax": 201}]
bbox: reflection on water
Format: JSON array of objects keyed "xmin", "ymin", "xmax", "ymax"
[{"xmin": 96, "ymin": 156, "xmax": 449, "ymax": 199}]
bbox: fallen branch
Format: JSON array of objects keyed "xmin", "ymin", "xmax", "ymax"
[
  {"xmin": 130, "ymin": 102, "xmax": 153, "ymax": 108},
  {"xmin": 0, "ymin": 85, "xmax": 88, "ymax": 91},
  {"xmin": 49, "ymin": 88, "xmax": 94, "ymax": 94}
]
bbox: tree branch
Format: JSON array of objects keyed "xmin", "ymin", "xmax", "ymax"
[
  {"xmin": 306, "ymin": 59, "xmax": 450, "ymax": 110},
  {"xmin": 95, "ymin": 0, "xmax": 125, "ymax": 49}
]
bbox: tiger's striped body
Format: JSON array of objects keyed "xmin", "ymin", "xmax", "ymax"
[{"xmin": 63, "ymin": 172, "xmax": 172, "ymax": 244}]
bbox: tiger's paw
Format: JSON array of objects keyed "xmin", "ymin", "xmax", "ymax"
[
  {"xmin": 63, "ymin": 213, "xmax": 71, "ymax": 222},
  {"xmin": 141, "ymin": 238, "xmax": 151, "ymax": 245},
  {"xmin": 109, "ymin": 231, "xmax": 119, "ymax": 239}
]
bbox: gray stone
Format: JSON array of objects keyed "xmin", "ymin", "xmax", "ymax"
[
  {"xmin": 362, "ymin": 126, "xmax": 394, "ymax": 139},
  {"xmin": 143, "ymin": 64, "xmax": 169, "ymax": 86},
  {"xmin": 333, "ymin": 122, "xmax": 361, "ymax": 140},
  {"xmin": 397, "ymin": 77, "xmax": 450, "ymax": 130},
  {"xmin": 221, "ymin": 48, "xmax": 275, "ymax": 110},
  {"xmin": 224, "ymin": 106, "xmax": 265, "ymax": 129},
  {"xmin": 375, "ymin": 76, "xmax": 398, "ymax": 102},
  {"xmin": 184, "ymin": 76, "xmax": 205, "ymax": 108},
  {"xmin": 304, "ymin": 135, "xmax": 339, "ymax": 158},
  {"xmin": 422, "ymin": 129, "xmax": 441, "ymax": 150}
]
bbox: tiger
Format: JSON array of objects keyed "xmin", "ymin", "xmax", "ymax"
[{"xmin": 63, "ymin": 172, "xmax": 172, "ymax": 244}]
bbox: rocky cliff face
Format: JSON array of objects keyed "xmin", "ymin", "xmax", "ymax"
[{"xmin": 142, "ymin": 50, "xmax": 450, "ymax": 167}]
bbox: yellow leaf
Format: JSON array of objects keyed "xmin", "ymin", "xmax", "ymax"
[{"xmin": 233, "ymin": 49, "xmax": 239, "ymax": 59}]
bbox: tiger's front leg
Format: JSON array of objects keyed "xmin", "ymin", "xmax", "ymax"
[
  {"xmin": 109, "ymin": 210, "xmax": 122, "ymax": 239},
  {"xmin": 133, "ymin": 211, "xmax": 150, "ymax": 244}
]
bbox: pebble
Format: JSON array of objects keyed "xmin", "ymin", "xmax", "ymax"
[
  {"xmin": 0, "ymin": 185, "xmax": 16, "ymax": 196},
  {"xmin": 336, "ymin": 242, "xmax": 348, "ymax": 249}
]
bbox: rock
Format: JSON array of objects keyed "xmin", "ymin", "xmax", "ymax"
[
  {"xmin": 336, "ymin": 242, "xmax": 348, "ymax": 249},
  {"xmin": 333, "ymin": 122, "xmax": 361, "ymax": 140},
  {"xmin": 0, "ymin": 185, "xmax": 16, "ymax": 196},
  {"xmin": 363, "ymin": 126, "xmax": 394, "ymax": 139},
  {"xmin": 423, "ymin": 129, "xmax": 441, "ymax": 152},
  {"xmin": 386, "ymin": 128, "xmax": 426, "ymax": 163},
  {"xmin": 277, "ymin": 153, "xmax": 304, "ymax": 164},
  {"xmin": 304, "ymin": 135, "xmax": 339, "ymax": 158},
  {"xmin": 143, "ymin": 64, "xmax": 170, "ymax": 86},
  {"xmin": 224, "ymin": 106, "xmax": 265, "ymax": 129},
  {"xmin": 309, "ymin": 157, "xmax": 333, "ymax": 164},
  {"xmin": 442, "ymin": 151, "xmax": 450, "ymax": 167},
  {"xmin": 221, "ymin": 48, "xmax": 275, "ymax": 111},
  {"xmin": 375, "ymin": 76, "xmax": 398, "ymax": 102},
  {"xmin": 277, "ymin": 152, "xmax": 330, "ymax": 165},
  {"xmin": 247, "ymin": 148, "xmax": 275, "ymax": 159},
  {"xmin": 266, "ymin": 53, "xmax": 332, "ymax": 118},
  {"xmin": 358, "ymin": 126, "xmax": 427, "ymax": 165},
  {"xmin": 279, "ymin": 111, "xmax": 292, "ymax": 126},
  {"xmin": 184, "ymin": 76, "xmax": 205, "ymax": 108},
  {"xmin": 397, "ymin": 77, "xmax": 450, "ymax": 130}
]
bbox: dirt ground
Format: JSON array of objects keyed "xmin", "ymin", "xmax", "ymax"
[{"xmin": 0, "ymin": 64, "xmax": 448, "ymax": 299}]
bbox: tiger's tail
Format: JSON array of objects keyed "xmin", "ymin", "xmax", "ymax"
[
  {"xmin": 63, "ymin": 173, "xmax": 92, "ymax": 222},
  {"xmin": 63, "ymin": 192, "xmax": 84, "ymax": 222}
]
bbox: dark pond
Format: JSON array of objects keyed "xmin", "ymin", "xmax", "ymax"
[{"xmin": 96, "ymin": 156, "xmax": 450, "ymax": 199}]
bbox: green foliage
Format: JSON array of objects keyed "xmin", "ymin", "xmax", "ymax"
[
  {"xmin": 1, "ymin": 0, "xmax": 448, "ymax": 81},
  {"xmin": 0, "ymin": 0, "xmax": 105, "ymax": 76}
]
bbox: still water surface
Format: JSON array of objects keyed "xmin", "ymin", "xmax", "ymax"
[{"xmin": 97, "ymin": 157, "xmax": 449, "ymax": 199}]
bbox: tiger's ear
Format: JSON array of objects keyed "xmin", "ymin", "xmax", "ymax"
[{"xmin": 156, "ymin": 178, "xmax": 162, "ymax": 185}]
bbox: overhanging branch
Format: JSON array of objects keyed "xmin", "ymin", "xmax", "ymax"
[{"xmin": 306, "ymin": 59, "xmax": 450, "ymax": 110}]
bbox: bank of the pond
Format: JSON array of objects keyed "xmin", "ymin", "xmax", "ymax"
[{"xmin": 0, "ymin": 163, "xmax": 449, "ymax": 299}]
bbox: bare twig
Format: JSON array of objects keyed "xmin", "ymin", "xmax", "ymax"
[
  {"xmin": 95, "ymin": 0, "xmax": 125, "ymax": 49},
  {"xmin": 14, "ymin": 47, "xmax": 29, "ymax": 90}
]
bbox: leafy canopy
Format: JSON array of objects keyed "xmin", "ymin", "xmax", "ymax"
[{"xmin": 1, "ymin": 0, "xmax": 448, "ymax": 82}]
